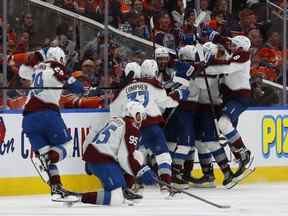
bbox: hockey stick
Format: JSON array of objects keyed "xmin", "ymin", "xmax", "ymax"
[
  {"xmin": 196, "ymin": 43, "xmax": 221, "ymax": 138},
  {"xmin": 0, "ymin": 86, "xmax": 119, "ymax": 90},
  {"xmin": 154, "ymin": 177, "xmax": 230, "ymax": 209}
]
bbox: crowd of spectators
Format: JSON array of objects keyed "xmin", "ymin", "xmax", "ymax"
[{"xmin": 0, "ymin": 0, "xmax": 287, "ymax": 109}]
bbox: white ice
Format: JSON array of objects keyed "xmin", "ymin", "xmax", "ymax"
[{"xmin": 0, "ymin": 183, "xmax": 287, "ymax": 216}]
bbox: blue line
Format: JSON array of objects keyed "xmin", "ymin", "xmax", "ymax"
[{"xmin": 0, "ymin": 108, "xmax": 109, "ymax": 114}]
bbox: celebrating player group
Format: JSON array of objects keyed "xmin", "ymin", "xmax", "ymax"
[{"xmin": 19, "ymin": 27, "xmax": 255, "ymax": 206}]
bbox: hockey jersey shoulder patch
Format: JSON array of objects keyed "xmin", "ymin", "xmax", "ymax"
[{"xmin": 231, "ymin": 51, "xmax": 250, "ymax": 63}]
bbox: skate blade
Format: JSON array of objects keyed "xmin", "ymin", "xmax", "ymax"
[
  {"xmin": 171, "ymin": 183, "xmax": 189, "ymax": 190},
  {"xmin": 226, "ymin": 168, "xmax": 256, "ymax": 189},
  {"xmin": 234, "ymin": 155, "xmax": 255, "ymax": 182},
  {"xmin": 52, "ymin": 195, "xmax": 80, "ymax": 203}
]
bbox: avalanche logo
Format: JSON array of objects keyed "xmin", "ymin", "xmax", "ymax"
[{"xmin": 0, "ymin": 117, "xmax": 6, "ymax": 144}]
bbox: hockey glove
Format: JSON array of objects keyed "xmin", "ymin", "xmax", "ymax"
[
  {"xmin": 136, "ymin": 165, "xmax": 156, "ymax": 185},
  {"xmin": 65, "ymin": 77, "xmax": 85, "ymax": 94}
]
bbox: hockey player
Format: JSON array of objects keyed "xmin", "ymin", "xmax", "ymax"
[
  {"xmin": 110, "ymin": 59, "xmax": 189, "ymax": 192},
  {"xmin": 80, "ymin": 101, "xmax": 155, "ymax": 206},
  {"xmin": 185, "ymin": 42, "xmax": 235, "ymax": 188},
  {"xmin": 206, "ymin": 32, "xmax": 254, "ymax": 181},
  {"xmin": 20, "ymin": 47, "xmax": 85, "ymax": 202},
  {"xmin": 168, "ymin": 45, "xmax": 203, "ymax": 188}
]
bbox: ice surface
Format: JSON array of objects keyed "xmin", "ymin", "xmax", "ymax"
[{"xmin": 0, "ymin": 183, "xmax": 287, "ymax": 216}]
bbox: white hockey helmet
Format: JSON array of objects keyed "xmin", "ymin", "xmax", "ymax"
[
  {"xmin": 155, "ymin": 47, "xmax": 169, "ymax": 59},
  {"xmin": 178, "ymin": 45, "xmax": 198, "ymax": 61},
  {"xmin": 124, "ymin": 62, "xmax": 141, "ymax": 79},
  {"xmin": 230, "ymin": 35, "xmax": 251, "ymax": 51},
  {"xmin": 203, "ymin": 42, "xmax": 218, "ymax": 56},
  {"xmin": 141, "ymin": 59, "xmax": 159, "ymax": 78},
  {"xmin": 125, "ymin": 101, "xmax": 146, "ymax": 124},
  {"xmin": 46, "ymin": 46, "xmax": 66, "ymax": 65}
]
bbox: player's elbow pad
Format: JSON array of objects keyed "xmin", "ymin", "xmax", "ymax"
[{"xmin": 65, "ymin": 77, "xmax": 85, "ymax": 94}]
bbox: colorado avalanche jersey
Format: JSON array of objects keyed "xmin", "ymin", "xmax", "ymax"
[
  {"xmin": 19, "ymin": 61, "xmax": 69, "ymax": 113},
  {"xmin": 110, "ymin": 78, "xmax": 179, "ymax": 127},
  {"xmin": 83, "ymin": 117, "xmax": 142, "ymax": 176}
]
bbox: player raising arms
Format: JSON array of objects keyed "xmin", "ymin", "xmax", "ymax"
[
  {"xmin": 19, "ymin": 47, "xmax": 85, "ymax": 202},
  {"xmin": 206, "ymin": 32, "xmax": 255, "ymax": 181}
]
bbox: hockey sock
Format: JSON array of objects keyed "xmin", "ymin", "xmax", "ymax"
[
  {"xmin": 222, "ymin": 128, "xmax": 247, "ymax": 161},
  {"xmin": 82, "ymin": 188, "xmax": 124, "ymax": 206},
  {"xmin": 183, "ymin": 149, "xmax": 195, "ymax": 177},
  {"xmin": 158, "ymin": 163, "xmax": 172, "ymax": 184},
  {"xmin": 198, "ymin": 152, "xmax": 214, "ymax": 177},
  {"xmin": 48, "ymin": 164, "xmax": 62, "ymax": 185},
  {"xmin": 156, "ymin": 153, "xmax": 172, "ymax": 184},
  {"xmin": 48, "ymin": 145, "xmax": 67, "ymax": 163},
  {"xmin": 82, "ymin": 191, "xmax": 111, "ymax": 205},
  {"xmin": 210, "ymin": 147, "xmax": 232, "ymax": 175}
]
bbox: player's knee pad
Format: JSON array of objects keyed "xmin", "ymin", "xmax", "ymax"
[
  {"xmin": 110, "ymin": 188, "xmax": 125, "ymax": 206},
  {"xmin": 155, "ymin": 152, "xmax": 172, "ymax": 166},
  {"xmin": 195, "ymin": 140, "xmax": 210, "ymax": 154},
  {"xmin": 218, "ymin": 115, "xmax": 234, "ymax": 135}
]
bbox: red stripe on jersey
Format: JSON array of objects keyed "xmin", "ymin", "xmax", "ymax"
[
  {"xmin": 82, "ymin": 144, "xmax": 116, "ymax": 164},
  {"xmin": 141, "ymin": 116, "xmax": 165, "ymax": 128},
  {"xmin": 23, "ymin": 97, "xmax": 60, "ymax": 115}
]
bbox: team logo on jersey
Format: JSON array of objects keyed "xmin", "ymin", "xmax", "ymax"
[{"xmin": 0, "ymin": 117, "xmax": 6, "ymax": 144}]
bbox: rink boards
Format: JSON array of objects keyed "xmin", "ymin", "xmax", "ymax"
[{"xmin": 0, "ymin": 108, "xmax": 288, "ymax": 195}]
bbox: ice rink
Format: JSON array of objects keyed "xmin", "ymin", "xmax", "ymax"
[{"xmin": 0, "ymin": 183, "xmax": 287, "ymax": 216}]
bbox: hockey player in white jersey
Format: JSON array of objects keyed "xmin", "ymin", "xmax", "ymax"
[
  {"xmin": 20, "ymin": 47, "xmax": 85, "ymax": 202},
  {"xmin": 184, "ymin": 42, "xmax": 235, "ymax": 188},
  {"xmin": 205, "ymin": 32, "xmax": 254, "ymax": 181},
  {"xmin": 110, "ymin": 59, "xmax": 189, "ymax": 191},
  {"xmin": 80, "ymin": 101, "xmax": 156, "ymax": 205}
]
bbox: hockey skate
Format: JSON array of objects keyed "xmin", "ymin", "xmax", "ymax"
[
  {"xmin": 171, "ymin": 169, "xmax": 189, "ymax": 190},
  {"xmin": 122, "ymin": 188, "xmax": 143, "ymax": 201},
  {"xmin": 233, "ymin": 150, "xmax": 255, "ymax": 181},
  {"xmin": 184, "ymin": 173, "xmax": 216, "ymax": 188},
  {"xmin": 222, "ymin": 171, "xmax": 235, "ymax": 189},
  {"xmin": 51, "ymin": 184, "xmax": 81, "ymax": 203},
  {"xmin": 225, "ymin": 150, "xmax": 256, "ymax": 189}
]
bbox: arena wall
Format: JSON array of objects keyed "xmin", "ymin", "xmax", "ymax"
[{"xmin": 0, "ymin": 108, "xmax": 287, "ymax": 195}]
